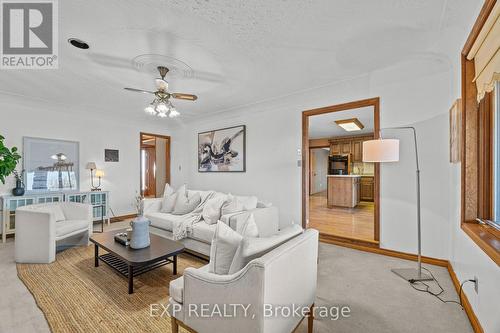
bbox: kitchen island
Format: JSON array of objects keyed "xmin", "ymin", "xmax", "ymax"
[{"xmin": 327, "ymin": 175, "xmax": 361, "ymax": 208}]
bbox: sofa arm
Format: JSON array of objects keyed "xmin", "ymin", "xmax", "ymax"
[
  {"xmin": 143, "ymin": 198, "xmax": 163, "ymax": 214},
  {"xmin": 182, "ymin": 263, "xmax": 266, "ymax": 333},
  {"xmin": 15, "ymin": 208, "xmax": 56, "ymax": 263},
  {"xmin": 228, "ymin": 206, "xmax": 279, "ymax": 237}
]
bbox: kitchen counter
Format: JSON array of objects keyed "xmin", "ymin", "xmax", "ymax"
[{"xmin": 327, "ymin": 176, "xmax": 360, "ymax": 208}]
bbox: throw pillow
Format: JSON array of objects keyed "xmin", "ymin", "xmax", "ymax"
[
  {"xmin": 236, "ymin": 213, "xmax": 259, "ymax": 237},
  {"xmin": 172, "ymin": 192, "xmax": 201, "ymax": 215},
  {"xmin": 235, "ymin": 195, "xmax": 258, "ymax": 210},
  {"xmin": 209, "ymin": 221, "xmax": 243, "ymax": 275},
  {"xmin": 228, "ymin": 224, "xmax": 303, "ymax": 274},
  {"xmin": 221, "ymin": 194, "xmax": 245, "ymax": 215},
  {"xmin": 202, "ymin": 196, "xmax": 227, "ymax": 225},
  {"xmin": 163, "ymin": 183, "xmax": 175, "ymax": 197},
  {"xmin": 161, "ymin": 192, "xmax": 178, "ymax": 213}
]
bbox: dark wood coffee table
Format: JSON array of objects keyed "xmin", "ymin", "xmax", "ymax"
[{"xmin": 90, "ymin": 229, "xmax": 185, "ymax": 294}]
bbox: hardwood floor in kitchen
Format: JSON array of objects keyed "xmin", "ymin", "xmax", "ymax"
[{"xmin": 309, "ymin": 191, "xmax": 375, "ymax": 242}]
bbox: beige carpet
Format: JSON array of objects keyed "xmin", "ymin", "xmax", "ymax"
[{"xmin": 17, "ymin": 245, "xmax": 205, "ymax": 333}]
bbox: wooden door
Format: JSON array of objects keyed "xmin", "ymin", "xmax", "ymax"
[
  {"xmin": 141, "ymin": 146, "xmax": 156, "ymax": 197},
  {"xmin": 310, "ymin": 151, "xmax": 317, "ymax": 194}
]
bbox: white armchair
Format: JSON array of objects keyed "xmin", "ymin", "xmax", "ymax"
[
  {"xmin": 15, "ymin": 202, "xmax": 93, "ymax": 263},
  {"xmin": 169, "ymin": 228, "xmax": 319, "ymax": 333}
]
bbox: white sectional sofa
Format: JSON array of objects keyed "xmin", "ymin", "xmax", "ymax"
[{"xmin": 143, "ymin": 190, "xmax": 280, "ymax": 257}]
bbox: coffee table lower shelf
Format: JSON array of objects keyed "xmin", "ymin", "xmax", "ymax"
[{"xmin": 96, "ymin": 250, "xmax": 177, "ymax": 294}]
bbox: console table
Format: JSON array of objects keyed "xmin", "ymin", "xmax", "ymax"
[{"xmin": 1, "ymin": 191, "xmax": 110, "ymax": 243}]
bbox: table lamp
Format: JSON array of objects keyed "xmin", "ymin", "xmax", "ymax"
[
  {"xmin": 363, "ymin": 126, "xmax": 432, "ymax": 282},
  {"xmin": 93, "ymin": 169, "xmax": 104, "ymax": 191}
]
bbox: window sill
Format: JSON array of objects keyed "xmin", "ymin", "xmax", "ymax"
[{"xmin": 461, "ymin": 222, "xmax": 500, "ymax": 265}]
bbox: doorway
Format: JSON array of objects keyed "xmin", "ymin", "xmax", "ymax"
[
  {"xmin": 302, "ymin": 98, "xmax": 380, "ymax": 246},
  {"xmin": 140, "ymin": 133, "xmax": 171, "ymax": 198}
]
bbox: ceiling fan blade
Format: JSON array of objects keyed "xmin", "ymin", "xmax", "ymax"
[
  {"xmin": 124, "ymin": 87, "xmax": 155, "ymax": 94},
  {"xmin": 171, "ymin": 93, "xmax": 198, "ymax": 101}
]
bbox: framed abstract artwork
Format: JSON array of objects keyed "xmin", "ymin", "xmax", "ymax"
[
  {"xmin": 198, "ymin": 125, "xmax": 246, "ymax": 172},
  {"xmin": 23, "ymin": 137, "xmax": 79, "ymax": 192},
  {"xmin": 449, "ymin": 99, "xmax": 462, "ymax": 163}
]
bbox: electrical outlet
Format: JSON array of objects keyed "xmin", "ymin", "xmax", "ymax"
[{"xmin": 473, "ymin": 276, "xmax": 479, "ymax": 293}]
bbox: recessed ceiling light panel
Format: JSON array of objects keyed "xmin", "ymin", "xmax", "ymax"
[
  {"xmin": 335, "ymin": 118, "xmax": 365, "ymax": 131},
  {"xmin": 68, "ymin": 38, "xmax": 89, "ymax": 49}
]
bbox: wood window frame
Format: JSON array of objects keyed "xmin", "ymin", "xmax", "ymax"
[{"xmin": 461, "ymin": 0, "xmax": 500, "ymax": 265}]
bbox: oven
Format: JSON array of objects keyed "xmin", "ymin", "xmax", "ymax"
[{"xmin": 329, "ymin": 154, "xmax": 350, "ymax": 175}]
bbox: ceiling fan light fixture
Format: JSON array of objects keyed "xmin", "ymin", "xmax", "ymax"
[
  {"xmin": 169, "ymin": 108, "xmax": 180, "ymax": 118},
  {"xmin": 157, "ymin": 111, "xmax": 168, "ymax": 118},
  {"xmin": 144, "ymin": 104, "xmax": 156, "ymax": 115},
  {"xmin": 156, "ymin": 102, "xmax": 168, "ymax": 113}
]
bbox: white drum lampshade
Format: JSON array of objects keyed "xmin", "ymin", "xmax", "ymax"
[{"xmin": 362, "ymin": 139, "xmax": 400, "ymax": 162}]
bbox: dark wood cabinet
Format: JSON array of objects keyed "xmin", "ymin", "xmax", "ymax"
[
  {"xmin": 341, "ymin": 141, "xmax": 351, "ymax": 154},
  {"xmin": 330, "ymin": 142, "xmax": 340, "ymax": 155},
  {"xmin": 328, "ymin": 135, "xmax": 373, "ymax": 159},
  {"xmin": 351, "ymin": 140, "xmax": 363, "ymax": 162},
  {"xmin": 360, "ymin": 176, "xmax": 374, "ymax": 201}
]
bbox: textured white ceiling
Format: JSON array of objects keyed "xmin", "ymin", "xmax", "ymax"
[
  {"xmin": 308, "ymin": 106, "xmax": 374, "ymax": 139},
  {"xmin": 0, "ymin": 0, "xmax": 481, "ymax": 124}
]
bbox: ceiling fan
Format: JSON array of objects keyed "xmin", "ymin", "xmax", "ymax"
[{"xmin": 124, "ymin": 66, "xmax": 197, "ymax": 118}]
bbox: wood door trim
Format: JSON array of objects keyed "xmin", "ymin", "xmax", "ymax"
[
  {"xmin": 140, "ymin": 132, "xmax": 171, "ymax": 198},
  {"xmin": 302, "ymin": 97, "xmax": 381, "ymax": 244}
]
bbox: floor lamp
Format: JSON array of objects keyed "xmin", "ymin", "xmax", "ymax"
[{"xmin": 363, "ymin": 126, "xmax": 432, "ymax": 282}]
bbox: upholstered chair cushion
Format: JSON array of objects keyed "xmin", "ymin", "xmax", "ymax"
[
  {"xmin": 228, "ymin": 224, "xmax": 303, "ymax": 274},
  {"xmin": 39, "ymin": 205, "xmax": 66, "ymax": 222}
]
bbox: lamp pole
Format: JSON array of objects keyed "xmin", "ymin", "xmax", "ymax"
[{"xmin": 380, "ymin": 126, "xmax": 431, "ymax": 281}]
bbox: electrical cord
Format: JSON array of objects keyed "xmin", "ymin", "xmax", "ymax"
[{"xmin": 408, "ymin": 267, "xmax": 475, "ymax": 308}]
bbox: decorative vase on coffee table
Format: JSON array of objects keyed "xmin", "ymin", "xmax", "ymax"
[{"xmin": 129, "ymin": 216, "xmax": 151, "ymax": 249}]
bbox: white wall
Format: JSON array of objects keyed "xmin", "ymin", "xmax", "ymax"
[
  {"xmin": 311, "ymin": 148, "xmax": 329, "ymax": 194},
  {"xmin": 0, "ymin": 103, "xmax": 174, "ymax": 221}
]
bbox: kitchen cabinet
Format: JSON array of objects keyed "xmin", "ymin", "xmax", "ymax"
[
  {"xmin": 328, "ymin": 135, "xmax": 373, "ymax": 158},
  {"xmin": 330, "ymin": 142, "xmax": 340, "ymax": 155},
  {"xmin": 351, "ymin": 140, "xmax": 363, "ymax": 162},
  {"xmin": 327, "ymin": 175, "xmax": 361, "ymax": 208},
  {"xmin": 360, "ymin": 176, "xmax": 374, "ymax": 201},
  {"xmin": 341, "ymin": 141, "xmax": 351, "ymax": 154}
]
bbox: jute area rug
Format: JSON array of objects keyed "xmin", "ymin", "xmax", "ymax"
[{"xmin": 17, "ymin": 245, "xmax": 205, "ymax": 333}]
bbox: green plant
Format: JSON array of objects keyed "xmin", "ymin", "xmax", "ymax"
[{"xmin": 0, "ymin": 135, "xmax": 21, "ymax": 184}]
